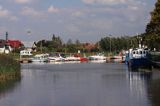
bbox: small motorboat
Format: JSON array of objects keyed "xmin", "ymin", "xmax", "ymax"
[
  {"xmin": 31, "ymin": 54, "xmax": 49, "ymax": 62},
  {"xmin": 48, "ymin": 53, "xmax": 65, "ymax": 62},
  {"xmin": 88, "ymin": 53, "xmax": 106, "ymax": 60}
]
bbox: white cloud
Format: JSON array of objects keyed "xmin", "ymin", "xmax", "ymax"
[
  {"xmin": 82, "ymin": 0, "xmax": 146, "ymax": 7},
  {"xmin": 82, "ymin": 0, "xmax": 94, "ymax": 4},
  {"xmin": 9, "ymin": 16, "xmax": 19, "ymax": 21},
  {"xmin": 21, "ymin": 7, "xmax": 45, "ymax": 18},
  {"xmin": 72, "ymin": 11, "xmax": 85, "ymax": 17},
  {"xmin": 48, "ymin": 5, "xmax": 60, "ymax": 13},
  {"xmin": 0, "ymin": 6, "xmax": 18, "ymax": 21},
  {"xmin": 82, "ymin": 0, "xmax": 127, "ymax": 5},
  {"xmin": 15, "ymin": 0, "xmax": 32, "ymax": 4},
  {"xmin": 0, "ymin": 6, "xmax": 10, "ymax": 17}
]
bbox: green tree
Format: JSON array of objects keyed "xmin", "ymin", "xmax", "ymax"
[
  {"xmin": 145, "ymin": 0, "xmax": 160, "ymax": 50},
  {"xmin": 52, "ymin": 34, "xmax": 63, "ymax": 49}
]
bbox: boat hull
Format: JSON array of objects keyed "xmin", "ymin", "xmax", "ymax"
[{"xmin": 128, "ymin": 58, "xmax": 152, "ymax": 69}]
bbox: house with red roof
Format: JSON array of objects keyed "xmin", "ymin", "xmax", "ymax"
[{"xmin": 7, "ymin": 40, "xmax": 23, "ymax": 49}]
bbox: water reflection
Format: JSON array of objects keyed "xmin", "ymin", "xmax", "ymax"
[
  {"xmin": 0, "ymin": 79, "xmax": 20, "ymax": 100},
  {"xmin": 127, "ymin": 70, "xmax": 152, "ymax": 105},
  {"xmin": 0, "ymin": 63, "xmax": 160, "ymax": 106},
  {"xmin": 126, "ymin": 67, "xmax": 160, "ymax": 106},
  {"xmin": 147, "ymin": 69, "xmax": 160, "ymax": 106}
]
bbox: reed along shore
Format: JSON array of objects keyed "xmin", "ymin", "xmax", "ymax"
[{"xmin": 0, "ymin": 54, "xmax": 21, "ymax": 81}]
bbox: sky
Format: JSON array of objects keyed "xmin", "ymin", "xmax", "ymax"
[{"xmin": 0, "ymin": 0, "xmax": 157, "ymax": 46}]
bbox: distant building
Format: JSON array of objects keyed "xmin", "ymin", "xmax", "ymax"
[
  {"xmin": 0, "ymin": 39, "xmax": 24, "ymax": 54},
  {"xmin": 20, "ymin": 49, "xmax": 32, "ymax": 56},
  {"xmin": 0, "ymin": 39, "xmax": 12, "ymax": 54}
]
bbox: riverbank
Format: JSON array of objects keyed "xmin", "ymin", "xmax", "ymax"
[{"xmin": 0, "ymin": 54, "xmax": 21, "ymax": 81}]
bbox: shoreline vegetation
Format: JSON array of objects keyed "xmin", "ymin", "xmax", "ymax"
[{"xmin": 0, "ymin": 54, "xmax": 21, "ymax": 81}]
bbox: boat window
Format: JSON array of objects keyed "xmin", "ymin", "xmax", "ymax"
[
  {"xmin": 136, "ymin": 51, "xmax": 138, "ymax": 54},
  {"xmin": 143, "ymin": 51, "xmax": 146, "ymax": 54},
  {"xmin": 140, "ymin": 51, "xmax": 142, "ymax": 54},
  {"xmin": 133, "ymin": 51, "xmax": 135, "ymax": 54}
]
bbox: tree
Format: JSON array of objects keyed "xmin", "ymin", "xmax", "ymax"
[
  {"xmin": 145, "ymin": 0, "xmax": 160, "ymax": 50},
  {"xmin": 75, "ymin": 39, "xmax": 81, "ymax": 46},
  {"xmin": 67, "ymin": 39, "xmax": 73, "ymax": 45},
  {"xmin": 52, "ymin": 35, "xmax": 62, "ymax": 48}
]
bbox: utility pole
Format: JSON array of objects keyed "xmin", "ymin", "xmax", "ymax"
[
  {"xmin": 109, "ymin": 35, "xmax": 112, "ymax": 54},
  {"xmin": 6, "ymin": 32, "xmax": 8, "ymax": 41}
]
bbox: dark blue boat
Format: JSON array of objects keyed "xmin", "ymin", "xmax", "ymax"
[{"xmin": 125, "ymin": 47, "xmax": 152, "ymax": 69}]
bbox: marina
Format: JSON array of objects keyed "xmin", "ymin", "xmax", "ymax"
[{"xmin": 0, "ymin": 0, "xmax": 160, "ymax": 106}]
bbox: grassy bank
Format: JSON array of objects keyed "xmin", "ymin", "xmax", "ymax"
[{"xmin": 0, "ymin": 54, "xmax": 21, "ymax": 81}]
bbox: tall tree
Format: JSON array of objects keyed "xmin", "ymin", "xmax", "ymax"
[
  {"xmin": 145, "ymin": 0, "xmax": 160, "ymax": 50},
  {"xmin": 52, "ymin": 34, "xmax": 63, "ymax": 49}
]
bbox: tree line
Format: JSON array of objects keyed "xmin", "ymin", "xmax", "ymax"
[
  {"xmin": 99, "ymin": 35, "xmax": 139, "ymax": 53},
  {"xmin": 35, "ymin": 34, "xmax": 99, "ymax": 53}
]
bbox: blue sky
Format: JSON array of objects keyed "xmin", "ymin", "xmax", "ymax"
[{"xmin": 0, "ymin": 0, "xmax": 157, "ymax": 46}]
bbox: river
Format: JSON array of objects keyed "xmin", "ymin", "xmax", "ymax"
[{"xmin": 0, "ymin": 62, "xmax": 160, "ymax": 106}]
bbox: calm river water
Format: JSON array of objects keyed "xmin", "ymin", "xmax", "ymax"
[{"xmin": 0, "ymin": 62, "xmax": 160, "ymax": 106}]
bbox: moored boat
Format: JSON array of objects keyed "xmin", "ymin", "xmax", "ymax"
[
  {"xmin": 31, "ymin": 54, "xmax": 49, "ymax": 62},
  {"xmin": 88, "ymin": 53, "xmax": 106, "ymax": 60},
  {"xmin": 125, "ymin": 47, "xmax": 152, "ymax": 69},
  {"xmin": 48, "ymin": 53, "xmax": 65, "ymax": 62},
  {"xmin": 65, "ymin": 55, "xmax": 80, "ymax": 61}
]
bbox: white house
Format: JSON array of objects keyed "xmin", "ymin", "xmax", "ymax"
[
  {"xmin": 20, "ymin": 49, "xmax": 32, "ymax": 56},
  {"xmin": 0, "ymin": 39, "xmax": 12, "ymax": 54}
]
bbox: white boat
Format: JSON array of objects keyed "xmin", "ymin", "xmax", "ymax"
[
  {"xmin": 31, "ymin": 54, "xmax": 49, "ymax": 62},
  {"xmin": 65, "ymin": 55, "xmax": 80, "ymax": 61},
  {"xmin": 88, "ymin": 53, "xmax": 106, "ymax": 60},
  {"xmin": 48, "ymin": 53, "xmax": 65, "ymax": 62}
]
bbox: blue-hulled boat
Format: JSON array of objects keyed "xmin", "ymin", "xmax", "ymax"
[{"xmin": 125, "ymin": 47, "xmax": 152, "ymax": 69}]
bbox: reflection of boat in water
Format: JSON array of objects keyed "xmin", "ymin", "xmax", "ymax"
[
  {"xmin": 48, "ymin": 61, "xmax": 81, "ymax": 64},
  {"xmin": 88, "ymin": 53, "xmax": 106, "ymax": 60},
  {"xmin": 89, "ymin": 60, "xmax": 106, "ymax": 63},
  {"xmin": 106, "ymin": 58, "xmax": 124, "ymax": 63},
  {"xmin": 64, "ymin": 61, "xmax": 81, "ymax": 64},
  {"xmin": 31, "ymin": 54, "xmax": 49, "ymax": 62},
  {"xmin": 126, "ymin": 70, "xmax": 152, "ymax": 101}
]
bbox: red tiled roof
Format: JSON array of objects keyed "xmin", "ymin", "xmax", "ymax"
[{"xmin": 7, "ymin": 40, "xmax": 23, "ymax": 48}]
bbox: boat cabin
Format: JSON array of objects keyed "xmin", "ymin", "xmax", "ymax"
[{"xmin": 131, "ymin": 48, "xmax": 149, "ymax": 59}]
